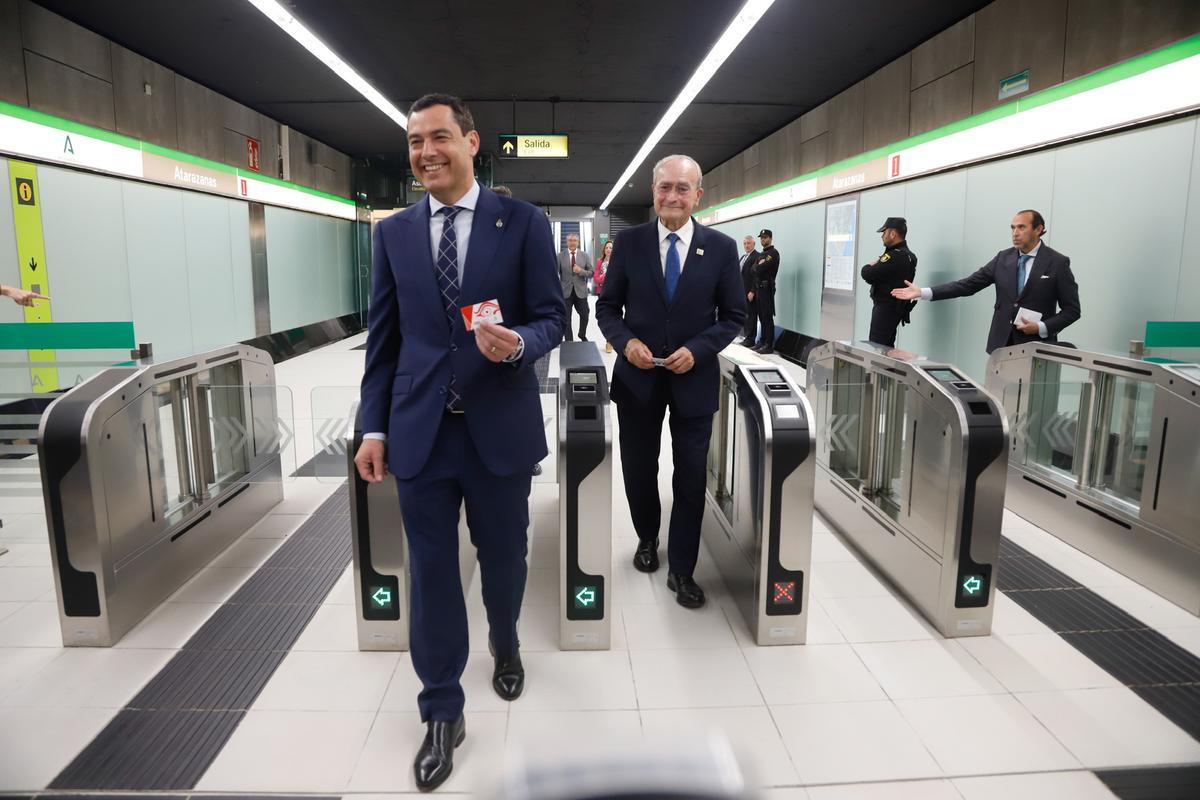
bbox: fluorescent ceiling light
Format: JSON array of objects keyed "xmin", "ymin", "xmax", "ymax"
[
  {"xmin": 245, "ymin": 0, "xmax": 407, "ymax": 129},
  {"xmin": 599, "ymin": 0, "xmax": 775, "ymax": 210}
]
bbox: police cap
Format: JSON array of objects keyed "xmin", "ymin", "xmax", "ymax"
[{"xmin": 876, "ymin": 217, "xmax": 907, "ymax": 235}]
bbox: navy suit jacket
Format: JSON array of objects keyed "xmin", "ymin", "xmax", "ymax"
[
  {"xmin": 359, "ymin": 186, "xmax": 565, "ymax": 478},
  {"xmin": 596, "ymin": 219, "xmax": 746, "ymax": 417},
  {"xmin": 931, "ymin": 243, "xmax": 1081, "ymax": 354}
]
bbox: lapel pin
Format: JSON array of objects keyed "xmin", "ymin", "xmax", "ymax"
[
  {"xmin": 496, "ymin": 219, "xmax": 504, "ymax": 228},
  {"xmin": 695, "ymin": 248, "xmax": 704, "ymax": 256}
]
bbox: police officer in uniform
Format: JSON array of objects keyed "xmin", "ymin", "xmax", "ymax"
[
  {"xmin": 860, "ymin": 217, "xmax": 917, "ymax": 348},
  {"xmin": 752, "ymin": 229, "xmax": 779, "ymax": 354}
]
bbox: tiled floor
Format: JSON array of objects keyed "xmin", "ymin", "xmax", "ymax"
[{"xmin": 1, "ymin": 330, "xmax": 1198, "ymax": 797}]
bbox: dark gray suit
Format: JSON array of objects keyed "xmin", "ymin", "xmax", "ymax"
[
  {"xmin": 559, "ymin": 248, "xmax": 594, "ymax": 340},
  {"xmin": 930, "ymin": 243, "xmax": 1081, "ymax": 353}
]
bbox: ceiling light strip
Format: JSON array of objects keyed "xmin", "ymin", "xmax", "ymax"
[
  {"xmin": 245, "ymin": 0, "xmax": 407, "ymax": 129},
  {"xmin": 598, "ymin": 0, "xmax": 776, "ymax": 210}
]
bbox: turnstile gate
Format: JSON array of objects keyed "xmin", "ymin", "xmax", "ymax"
[
  {"xmin": 987, "ymin": 343, "xmax": 1200, "ymax": 615},
  {"xmin": 807, "ymin": 341, "xmax": 1008, "ymax": 637},
  {"xmin": 557, "ymin": 342, "xmax": 612, "ymax": 650},
  {"xmin": 702, "ymin": 346, "xmax": 815, "ymax": 645},
  {"xmin": 349, "ymin": 342, "xmax": 613, "ymax": 651},
  {"xmin": 38, "ymin": 344, "xmax": 284, "ymax": 646}
]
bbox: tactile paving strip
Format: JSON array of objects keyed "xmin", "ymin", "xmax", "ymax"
[
  {"xmin": 999, "ymin": 536, "xmax": 1200, "ymax": 742},
  {"xmin": 50, "ymin": 488, "xmax": 352, "ymax": 790}
]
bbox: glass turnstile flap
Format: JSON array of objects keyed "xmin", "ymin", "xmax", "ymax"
[{"xmin": 98, "ymin": 379, "xmax": 293, "ymax": 570}]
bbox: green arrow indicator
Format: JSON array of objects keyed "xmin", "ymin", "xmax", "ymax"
[
  {"xmin": 962, "ymin": 575, "xmax": 983, "ymax": 595},
  {"xmin": 371, "ymin": 586, "xmax": 393, "ymax": 607},
  {"xmin": 574, "ymin": 586, "xmax": 596, "ymax": 607}
]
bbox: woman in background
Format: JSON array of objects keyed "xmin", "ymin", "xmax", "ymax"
[{"xmin": 594, "ymin": 239, "xmax": 614, "ymax": 352}]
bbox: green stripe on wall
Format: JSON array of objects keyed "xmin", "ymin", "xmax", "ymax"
[
  {"xmin": 1144, "ymin": 321, "xmax": 1200, "ymax": 348},
  {"xmin": 701, "ymin": 33, "xmax": 1200, "ymax": 216},
  {"xmin": 0, "ymin": 322, "xmax": 136, "ymax": 350}
]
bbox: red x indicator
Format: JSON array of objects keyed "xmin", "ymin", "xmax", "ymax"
[{"xmin": 773, "ymin": 581, "xmax": 796, "ymax": 605}]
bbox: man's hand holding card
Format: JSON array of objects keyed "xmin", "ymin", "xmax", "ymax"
[{"xmin": 462, "ymin": 299, "xmax": 520, "ymax": 362}]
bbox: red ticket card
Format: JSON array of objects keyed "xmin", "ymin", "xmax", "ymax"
[{"xmin": 460, "ymin": 299, "xmax": 504, "ymax": 331}]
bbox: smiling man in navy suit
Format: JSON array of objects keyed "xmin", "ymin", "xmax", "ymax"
[
  {"xmin": 597, "ymin": 155, "xmax": 746, "ymax": 609},
  {"xmin": 354, "ymin": 94, "xmax": 564, "ymax": 792},
  {"xmin": 892, "ymin": 209, "xmax": 1080, "ymax": 353}
]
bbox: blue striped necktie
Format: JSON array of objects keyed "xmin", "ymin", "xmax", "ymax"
[{"xmin": 435, "ymin": 206, "xmax": 463, "ymax": 411}]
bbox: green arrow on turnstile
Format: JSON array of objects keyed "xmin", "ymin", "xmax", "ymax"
[
  {"xmin": 575, "ymin": 586, "xmax": 596, "ymax": 607},
  {"xmin": 371, "ymin": 586, "xmax": 393, "ymax": 607},
  {"xmin": 961, "ymin": 576, "xmax": 983, "ymax": 596}
]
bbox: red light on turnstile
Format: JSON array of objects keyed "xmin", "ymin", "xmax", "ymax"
[{"xmin": 773, "ymin": 581, "xmax": 796, "ymax": 605}]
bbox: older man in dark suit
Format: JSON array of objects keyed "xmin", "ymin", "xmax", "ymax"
[
  {"xmin": 596, "ymin": 154, "xmax": 745, "ymax": 609},
  {"xmin": 893, "ymin": 209, "xmax": 1080, "ymax": 353}
]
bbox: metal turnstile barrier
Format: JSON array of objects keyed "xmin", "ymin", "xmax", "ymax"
[
  {"xmin": 348, "ymin": 341, "xmax": 613, "ymax": 651},
  {"xmin": 987, "ymin": 344, "xmax": 1200, "ymax": 615},
  {"xmin": 37, "ymin": 344, "xmax": 285, "ymax": 646},
  {"xmin": 703, "ymin": 346, "xmax": 815, "ymax": 645},
  {"xmin": 557, "ymin": 342, "xmax": 612, "ymax": 650},
  {"xmin": 807, "ymin": 341, "xmax": 1008, "ymax": 637}
]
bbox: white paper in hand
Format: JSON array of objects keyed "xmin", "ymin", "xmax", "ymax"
[{"xmin": 1014, "ymin": 307, "xmax": 1043, "ymax": 327}]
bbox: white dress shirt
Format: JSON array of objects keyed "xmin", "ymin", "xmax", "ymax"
[
  {"xmin": 657, "ymin": 217, "xmax": 694, "ymax": 275},
  {"xmin": 918, "ymin": 241, "xmax": 1047, "ymax": 338}
]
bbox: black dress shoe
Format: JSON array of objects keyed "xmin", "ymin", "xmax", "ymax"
[
  {"xmin": 758, "ymin": 347, "xmax": 775, "ymax": 355},
  {"xmin": 492, "ymin": 650, "xmax": 524, "ymax": 701},
  {"xmin": 633, "ymin": 538, "xmax": 660, "ymax": 573},
  {"xmin": 414, "ymin": 716, "xmax": 466, "ymax": 792},
  {"xmin": 667, "ymin": 573, "xmax": 706, "ymax": 608}
]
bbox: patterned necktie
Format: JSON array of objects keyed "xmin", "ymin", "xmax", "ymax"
[
  {"xmin": 665, "ymin": 233, "xmax": 681, "ymax": 302},
  {"xmin": 1017, "ymin": 253, "xmax": 1031, "ymax": 295},
  {"xmin": 435, "ymin": 206, "xmax": 463, "ymax": 411}
]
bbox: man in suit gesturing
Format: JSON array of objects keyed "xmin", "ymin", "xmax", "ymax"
[
  {"xmin": 559, "ymin": 233, "xmax": 594, "ymax": 341},
  {"xmin": 597, "ymin": 155, "xmax": 746, "ymax": 609},
  {"xmin": 354, "ymin": 94, "xmax": 564, "ymax": 791},
  {"xmin": 892, "ymin": 210, "xmax": 1080, "ymax": 353}
]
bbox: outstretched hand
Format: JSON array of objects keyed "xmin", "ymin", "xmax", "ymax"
[{"xmin": 890, "ymin": 280, "xmax": 922, "ymax": 301}]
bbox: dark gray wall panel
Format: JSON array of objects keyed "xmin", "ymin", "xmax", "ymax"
[
  {"xmin": 911, "ymin": 15, "xmax": 975, "ymax": 89},
  {"xmin": 864, "ymin": 54, "xmax": 911, "ymax": 152},
  {"xmin": 910, "ymin": 64, "xmax": 974, "ymax": 137},
  {"xmin": 827, "ymin": 81, "xmax": 865, "ymax": 163},
  {"xmin": 112, "ymin": 45, "xmax": 178, "ymax": 147},
  {"xmin": 24, "ymin": 51, "xmax": 115, "ymax": 131},
  {"xmin": 1064, "ymin": 0, "xmax": 1200, "ymax": 80},
  {"xmin": 0, "ymin": 0, "xmax": 26, "ymax": 106},
  {"xmin": 800, "ymin": 100, "xmax": 830, "ymax": 143},
  {"xmin": 174, "ymin": 75, "xmax": 223, "ymax": 162},
  {"xmin": 800, "ymin": 132, "xmax": 829, "ymax": 175},
  {"xmin": 972, "ymin": 0, "xmax": 1068, "ymax": 113},
  {"xmin": 18, "ymin": 0, "xmax": 111, "ymax": 81}
]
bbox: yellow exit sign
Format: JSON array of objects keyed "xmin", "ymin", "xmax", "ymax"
[{"xmin": 498, "ymin": 134, "xmax": 569, "ymax": 159}]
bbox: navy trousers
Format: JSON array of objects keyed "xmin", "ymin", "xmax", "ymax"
[
  {"xmin": 394, "ymin": 414, "xmax": 531, "ymax": 722},
  {"xmin": 616, "ymin": 390, "xmax": 714, "ymax": 577}
]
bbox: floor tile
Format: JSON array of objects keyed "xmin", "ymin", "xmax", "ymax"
[
  {"xmin": 623, "ymin": 601, "xmax": 738, "ymax": 650},
  {"xmin": 896, "ymin": 694, "xmax": 1080, "ymax": 775},
  {"xmin": 507, "ymin": 708, "xmax": 642, "ymax": 764},
  {"xmin": 743, "ymin": 644, "xmax": 886, "ymax": 705},
  {"xmin": 957, "ymin": 632, "xmax": 1121, "ymax": 693},
  {"xmin": 631, "ymin": 648, "xmax": 762, "ymax": 709},
  {"xmin": 760, "ymin": 789, "xmax": 810, "ymax": 799},
  {"xmin": 0, "ymin": 706, "xmax": 118, "ymax": 790},
  {"xmin": 989, "ymin": 593, "xmax": 1052, "ymax": 636},
  {"xmin": 381, "ymin": 652, "xmax": 517, "ymax": 713},
  {"xmin": 809, "ymin": 559, "xmax": 892, "ymax": 600},
  {"xmin": 1015, "ymin": 687, "xmax": 1200, "ymax": 768},
  {"xmin": 293, "ymin": 602, "xmax": 360, "ymax": 651},
  {"xmin": 271, "ymin": 479, "xmax": 341, "ymax": 516},
  {"xmin": 207, "ymin": 537, "xmax": 283, "ymax": 570},
  {"xmin": 810, "ymin": 533, "xmax": 859, "ymax": 564},
  {"xmin": 1, "ymin": 647, "xmax": 172, "ymax": 708},
  {"xmin": 806, "ymin": 779, "xmax": 961, "ymax": 800},
  {"xmin": 168, "ymin": 566, "xmax": 255, "ymax": 604},
  {"xmin": 0, "ymin": 602, "xmax": 62, "ymax": 647},
  {"xmin": 324, "ymin": 565, "xmax": 355, "ymax": 606},
  {"xmin": 196, "ymin": 709, "xmax": 374, "ymax": 791},
  {"xmin": 953, "ymin": 770, "xmax": 1119, "ymax": 799},
  {"xmin": 0, "ymin": 567, "xmax": 53, "ymax": 602},
  {"xmin": 252, "ymin": 650, "xmax": 398, "ymax": 712},
  {"xmin": 514, "ymin": 650, "xmax": 637, "ymax": 710},
  {"xmin": 641, "ymin": 706, "xmax": 799, "ymax": 786},
  {"xmin": 852, "ymin": 640, "xmax": 1005, "ymax": 699},
  {"xmin": 0, "ymin": 514, "xmax": 48, "ymax": 542},
  {"xmin": 820, "ymin": 596, "xmax": 935, "ymax": 643},
  {"xmin": 347, "ymin": 711, "xmax": 507, "ymax": 793},
  {"xmin": 0, "ymin": 601, "xmax": 24, "ymax": 623},
  {"xmin": 1161, "ymin": 626, "xmax": 1200, "ymax": 659},
  {"xmin": 772, "ymin": 701, "xmax": 942, "ymax": 784},
  {"xmin": 0, "ymin": 646, "xmax": 64, "ymax": 703},
  {"xmin": 244, "ymin": 513, "xmax": 311, "ymax": 539},
  {"xmin": 114, "ymin": 602, "xmax": 220, "ymax": 649},
  {"xmin": 1091, "ymin": 581, "xmax": 1200, "ymax": 631},
  {"xmin": 0, "ymin": 542, "xmax": 51, "ymax": 567}
]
